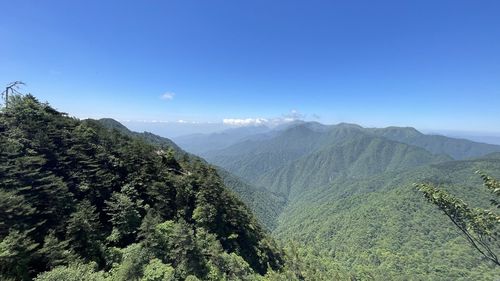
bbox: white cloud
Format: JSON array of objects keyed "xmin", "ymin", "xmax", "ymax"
[
  {"xmin": 283, "ymin": 109, "xmax": 305, "ymax": 120},
  {"xmin": 223, "ymin": 118, "xmax": 269, "ymax": 126},
  {"xmin": 223, "ymin": 110, "xmax": 309, "ymax": 127},
  {"xmin": 160, "ymin": 92, "xmax": 175, "ymax": 100}
]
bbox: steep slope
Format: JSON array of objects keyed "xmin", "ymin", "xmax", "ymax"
[
  {"xmin": 370, "ymin": 126, "xmax": 500, "ymax": 160},
  {"xmin": 206, "ymin": 122, "xmax": 451, "ymax": 198},
  {"xmin": 274, "ymin": 158, "xmax": 500, "ymax": 280},
  {"xmin": 257, "ymin": 133, "xmax": 451, "ymax": 198},
  {"xmin": 96, "ymin": 118, "xmax": 184, "ymax": 155},
  {"xmin": 200, "ymin": 121, "xmax": 500, "ymax": 279},
  {"xmin": 204, "ymin": 124, "xmax": 331, "ymax": 181},
  {"xmin": 0, "ymin": 96, "xmax": 282, "ymax": 280},
  {"xmin": 216, "ymin": 168, "xmax": 287, "ymax": 230},
  {"xmin": 96, "ymin": 118, "xmax": 283, "ymax": 231},
  {"xmin": 206, "ymin": 124, "xmax": 500, "ymax": 185}
]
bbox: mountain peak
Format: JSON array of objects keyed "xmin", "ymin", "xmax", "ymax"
[
  {"xmin": 96, "ymin": 118, "xmax": 131, "ymax": 133},
  {"xmin": 373, "ymin": 126, "xmax": 422, "ymax": 139}
]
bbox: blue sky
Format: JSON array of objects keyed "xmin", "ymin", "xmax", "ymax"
[{"xmin": 1, "ymin": 0, "xmax": 500, "ymax": 136}]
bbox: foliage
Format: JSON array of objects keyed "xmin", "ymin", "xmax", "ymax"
[
  {"xmin": 273, "ymin": 161, "xmax": 500, "ymax": 280},
  {"xmin": 141, "ymin": 259, "xmax": 175, "ymax": 281},
  {"xmin": 0, "ymin": 95, "xmax": 283, "ymax": 280},
  {"xmin": 203, "ymin": 120, "xmax": 500, "ymax": 279},
  {"xmin": 416, "ymin": 172, "xmax": 500, "ymax": 266}
]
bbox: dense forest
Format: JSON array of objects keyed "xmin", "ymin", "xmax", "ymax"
[
  {"xmin": 0, "ymin": 95, "xmax": 292, "ymax": 280},
  {"xmin": 1, "ymin": 95, "xmax": 499, "ymax": 280}
]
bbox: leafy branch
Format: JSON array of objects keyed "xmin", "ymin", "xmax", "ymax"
[{"xmin": 415, "ymin": 173, "xmax": 500, "ymax": 266}]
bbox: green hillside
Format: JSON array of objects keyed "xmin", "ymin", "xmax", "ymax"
[
  {"xmin": 3, "ymin": 96, "xmax": 499, "ymax": 280},
  {"xmin": 203, "ymin": 124, "xmax": 331, "ymax": 181},
  {"xmin": 0, "ymin": 95, "xmax": 284, "ymax": 280},
  {"xmin": 96, "ymin": 118, "xmax": 186, "ymax": 157},
  {"xmin": 96, "ymin": 118, "xmax": 282, "ymax": 231},
  {"xmin": 205, "ymin": 124, "xmax": 500, "ymax": 184},
  {"xmin": 201, "ymin": 121, "xmax": 500, "ymax": 279},
  {"xmin": 274, "ymin": 158, "xmax": 500, "ymax": 280},
  {"xmin": 216, "ymin": 168, "xmax": 287, "ymax": 231},
  {"xmin": 257, "ymin": 133, "xmax": 450, "ymax": 198}
]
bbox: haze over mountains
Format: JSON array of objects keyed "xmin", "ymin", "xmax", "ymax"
[{"xmin": 174, "ymin": 121, "xmax": 500, "ymax": 158}]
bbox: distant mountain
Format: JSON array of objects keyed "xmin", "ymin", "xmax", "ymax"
[
  {"xmin": 257, "ymin": 133, "xmax": 451, "ymax": 198},
  {"xmin": 370, "ymin": 126, "xmax": 500, "ymax": 160},
  {"xmin": 204, "ymin": 123, "xmax": 451, "ymax": 196},
  {"xmin": 174, "ymin": 125, "xmax": 271, "ymax": 155},
  {"xmin": 203, "ymin": 123, "xmax": 332, "ymax": 181},
  {"xmin": 459, "ymin": 135, "xmax": 500, "ymax": 146}
]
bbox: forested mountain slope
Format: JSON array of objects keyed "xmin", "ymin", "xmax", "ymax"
[
  {"xmin": 96, "ymin": 118, "xmax": 283, "ymax": 231},
  {"xmin": 203, "ymin": 124, "xmax": 331, "ymax": 181},
  {"xmin": 275, "ymin": 158, "xmax": 500, "ymax": 280},
  {"xmin": 96, "ymin": 118, "xmax": 186, "ymax": 157},
  {"xmin": 205, "ymin": 123, "xmax": 500, "ymax": 185},
  {"xmin": 200, "ymin": 121, "xmax": 500, "ymax": 279},
  {"xmin": 0, "ymin": 95, "xmax": 283, "ymax": 280},
  {"xmin": 205, "ymin": 123, "xmax": 451, "ymax": 198},
  {"xmin": 215, "ymin": 168, "xmax": 287, "ymax": 230},
  {"xmin": 256, "ymin": 133, "xmax": 450, "ymax": 198}
]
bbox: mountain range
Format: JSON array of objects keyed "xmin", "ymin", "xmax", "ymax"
[
  {"xmin": 4, "ymin": 95, "xmax": 499, "ymax": 280},
  {"xmin": 175, "ymin": 120, "xmax": 500, "ymax": 279},
  {"xmin": 101, "ymin": 118, "xmax": 500, "ymax": 279}
]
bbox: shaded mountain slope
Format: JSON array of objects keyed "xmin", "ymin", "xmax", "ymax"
[{"xmin": 216, "ymin": 168, "xmax": 287, "ymax": 230}]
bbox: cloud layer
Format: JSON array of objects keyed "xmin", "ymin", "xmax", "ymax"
[
  {"xmin": 223, "ymin": 110, "xmax": 307, "ymax": 127},
  {"xmin": 223, "ymin": 118, "xmax": 269, "ymax": 126}
]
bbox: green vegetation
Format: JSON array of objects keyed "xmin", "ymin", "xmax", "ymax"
[
  {"xmin": 416, "ymin": 172, "xmax": 500, "ymax": 266},
  {"xmin": 3, "ymin": 95, "xmax": 500, "ymax": 280},
  {"xmin": 96, "ymin": 118, "xmax": 283, "ymax": 231},
  {"xmin": 0, "ymin": 95, "xmax": 285, "ymax": 280},
  {"xmin": 201, "ymin": 121, "xmax": 500, "ymax": 279},
  {"xmin": 273, "ymin": 160, "xmax": 500, "ymax": 280},
  {"xmin": 215, "ymin": 168, "xmax": 287, "ymax": 231}
]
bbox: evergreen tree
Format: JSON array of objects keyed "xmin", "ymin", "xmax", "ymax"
[{"xmin": 66, "ymin": 200, "xmax": 104, "ymax": 264}]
